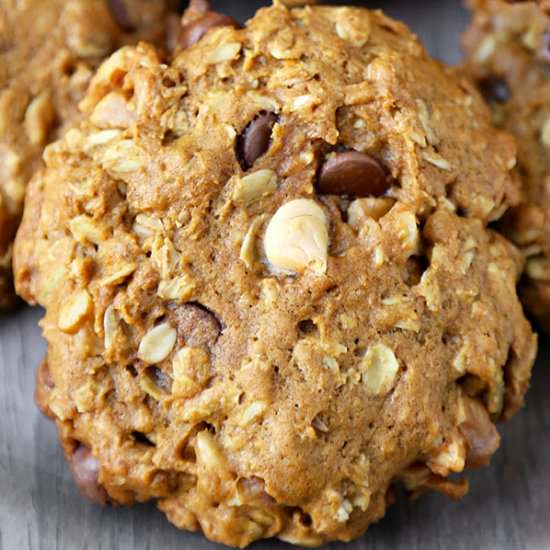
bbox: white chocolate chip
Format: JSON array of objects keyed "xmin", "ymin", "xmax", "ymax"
[
  {"xmin": 264, "ymin": 199, "xmax": 329, "ymax": 275},
  {"xmin": 138, "ymin": 323, "xmax": 177, "ymax": 364}
]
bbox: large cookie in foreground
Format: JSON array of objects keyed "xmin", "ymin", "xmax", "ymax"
[
  {"xmin": 0, "ymin": 0, "xmax": 179, "ymax": 308},
  {"xmin": 464, "ymin": 0, "xmax": 550, "ymax": 331},
  {"xmin": 15, "ymin": 3, "xmax": 536, "ymax": 547}
]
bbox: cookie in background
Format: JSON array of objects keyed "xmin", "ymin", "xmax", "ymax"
[
  {"xmin": 464, "ymin": 0, "xmax": 550, "ymax": 331},
  {"xmin": 0, "ymin": 0, "xmax": 180, "ymax": 309}
]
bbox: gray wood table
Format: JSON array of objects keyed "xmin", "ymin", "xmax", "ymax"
[{"xmin": 1, "ymin": 1, "xmax": 549, "ymax": 549}]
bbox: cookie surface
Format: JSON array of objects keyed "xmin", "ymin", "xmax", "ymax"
[
  {"xmin": 0, "ymin": 0, "xmax": 178, "ymax": 308},
  {"xmin": 464, "ymin": 0, "xmax": 550, "ymax": 330},
  {"xmin": 15, "ymin": 3, "xmax": 536, "ymax": 547}
]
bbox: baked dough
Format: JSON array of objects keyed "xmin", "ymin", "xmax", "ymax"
[{"xmin": 15, "ymin": 3, "xmax": 537, "ymax": 547}]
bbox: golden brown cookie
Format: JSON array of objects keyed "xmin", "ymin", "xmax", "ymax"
[
  {"xmin": 464, "ymin": 0, "xmax": 550, "ymax": 330},
  {"xmin": 15, "ymin": 3, "xmax": 536, "ymax": 547},
  {"xmin": 0, "ymin": 0, "xmax": 179, "ymax": 308}
]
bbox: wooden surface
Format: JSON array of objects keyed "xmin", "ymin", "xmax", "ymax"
[{"xmin": 1, "ymin": 1, "xmax": 549, "ymax": 549}]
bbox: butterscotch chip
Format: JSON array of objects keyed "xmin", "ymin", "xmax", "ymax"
[
  {"xmin": 15, "ymin": 3, "xmax": 536, "ymax": 548},
  {"xmin": 0, "ymin": 0, "xmax": 179, "ymax": 308},
  {"xmin": 464, "ymin": 0, "xmax": 550, "ymax": 330}
]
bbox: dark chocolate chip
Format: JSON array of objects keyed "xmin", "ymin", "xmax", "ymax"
[
  {"xmin": 238, "ymin": 112, "xmax": 278, "ymax": 170},
  {"xmin": 318, "ymin": 150, "xmax": 389, "ymax": 197},
  {"xmin": 70, "ymin": 445, "xmax": 110, "ymax": 505},
  {"xmin": 107, "ymin": 0, "xmax": 135, "ymax": 32},
  {"xmin": 178, "ymin": 11, "xmax": 241, "ymax": 50},
  {"xmin": 478, "ymin": 77, "xmax": 510, "ymax": 104}
]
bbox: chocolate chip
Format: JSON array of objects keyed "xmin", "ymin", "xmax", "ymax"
[
  {"xmin": 107, "ymin": 0, "xmax": 135, "ymax": 32},
  {"xmin": 169, "ymin": 302, "xmax": 221, "ymax": 351},
  {"xmin": 478, "ymin": 77, "xmax": 510, "ymax": 104},
  {"xmin": 70, "ymin": 445, "xmax": 110, "ymax": 505},
  {"xmin": 178, "ymin": 11, "xmax": 241, "ymax": 50},
  {"xmin": 459, "ymin": 396, "xmax": 500, "ymax": 469},
  {"xmin": 237, "ymin": 112, "xmax": 278, "ymax": 170},
  {"xmin": 318, "ymin": 151, "xmax": 389, "ymax": 197}
]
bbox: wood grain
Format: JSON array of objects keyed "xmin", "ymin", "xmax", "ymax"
[{"xmin": 1, "ymin": 1, "xmax": 549, "ymax": 549}]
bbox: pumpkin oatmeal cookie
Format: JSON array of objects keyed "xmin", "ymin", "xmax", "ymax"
[
  {"xmin": 15, "ymin": 2, "xmax": 536, "ymax": 547},
  {"xmin": 464, "ymin": 0, "xmax": 550, "ymax": 330},
  {"xmin": 0, "ymin": 0, "xmax": 179, "ymax": 308}
]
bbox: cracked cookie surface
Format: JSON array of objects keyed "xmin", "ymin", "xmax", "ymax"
[
  {"xmin": 464, "ymin": 0, "xmax": 550, "ymax": 330},
  {"xmin": 0, "ymin": 0, "xmax": 178, "ymax": 308},
  {"xmin": 15, "ymin": 3, "xmax": 536, "ymax": 547}
]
